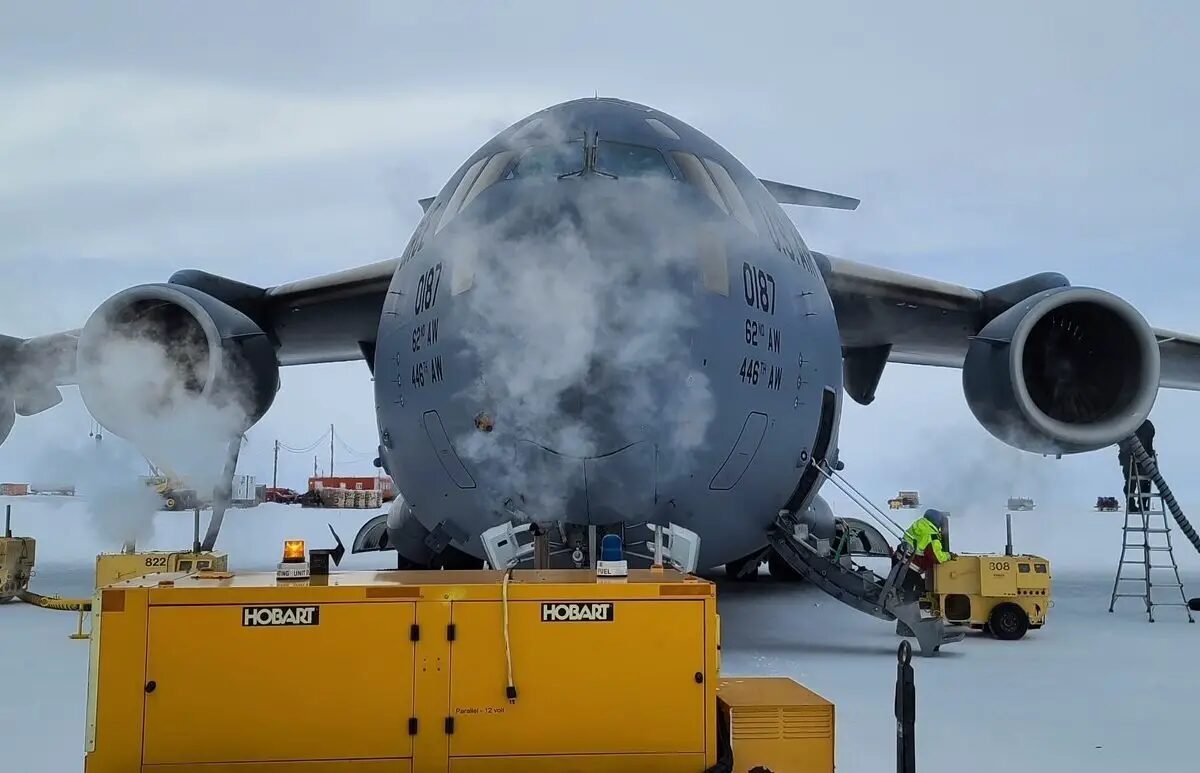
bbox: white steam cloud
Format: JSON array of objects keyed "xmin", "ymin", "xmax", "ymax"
[
  {"xmin": 69, "ymin": 317, "xmax": 251, "ymax": 545},
  {"xmin": 440, "ymin": 140, "xmax": 719, "ymax": 521},
  {"xmin": 894, "ymin": 427, "xmax": 1056, "ymax": 521},
  {"xmin": 28, "ymin": 439, "xmax": 164, "ymax": 547}
]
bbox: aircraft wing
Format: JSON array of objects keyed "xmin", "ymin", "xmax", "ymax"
[
  {"xmin": 816, "ymin": 252, "xmax": 1200, "ymax": 403},
  {"xmin": 216, "ymin": 258, "xmax": 400, "ymax": 366}
]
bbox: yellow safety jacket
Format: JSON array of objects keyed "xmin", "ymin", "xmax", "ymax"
[{"xmin": 902, "ymin": 517, "xmax": 950, "ymax": 564}]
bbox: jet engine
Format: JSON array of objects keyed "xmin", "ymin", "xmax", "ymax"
[
  {"xmin": 963, "ymin": 287, "xmax": 1159, "ymax": 455},
  {"xmin": 0, "ymin": 396, "xmax": 14, "ymax": 448},
  {"xmin": 76, "ymin": 284, "xmax": 279, "ymax": 441}
]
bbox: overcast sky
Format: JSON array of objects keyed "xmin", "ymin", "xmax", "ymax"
[{"xmin": 2, "ymin": 2, "xmax": 1198, "ymax": 513}]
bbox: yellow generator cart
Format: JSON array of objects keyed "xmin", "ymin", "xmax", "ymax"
[
  {"xmin": 94, "ymin": 550, "xmax": 228, "ymax": 589},
  {"xmin": 0, "ymin": 535, "xmax": 35, "ymax": 602},
  {"xmin": 85, "ymin": 566, "xmax": 836, "ymax": 773},
  {"xmin": 1, "ymin": 505, "xmax": 35, "ymax": 602},
  {"xmin": 929, "ymin": 553, "xmax": 1051, "ymax": 640}
]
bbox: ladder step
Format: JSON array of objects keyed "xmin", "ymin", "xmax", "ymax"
[{"xmin": 1113, "ymin": 468, "xmax": 1192, "ymax": 620}]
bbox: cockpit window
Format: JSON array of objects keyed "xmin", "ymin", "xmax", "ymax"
[
  {"xmin": 702, "ymin": 158, "xmax": 758, "ymax": 234},
  {"xmin": 459, "ymin": 151, "xmax": 516, "ymax": 212},
  {"xmin": 671, "ymin": 151, "xmax": 757, "ymax": 233},
  {"xmin": 507, "ymin": 140, "xmax": 585, "ymax": 179},
  {"xmin": 671, "ymin": 151, "xmax": 728, "ymax": 214},
  {"xmin": 645, "ymin": 118, "xmax": 680, "ymax": 140},
  {"xmin": 595, "ymin": 140, "xmax": 674, "ymax": 179},
  {"xmin": 435, "ymin": 155, "xmax": 489, "ymax": 233}
]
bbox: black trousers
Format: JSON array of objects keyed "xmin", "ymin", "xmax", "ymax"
[{"xmin": 1124, "ymin": 475, "xmax": 1152, "ymax": 513}]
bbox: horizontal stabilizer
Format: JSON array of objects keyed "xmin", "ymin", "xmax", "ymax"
[{"xmin": 759, "ymin": 179, "xmax": 859, "ymax": 210}]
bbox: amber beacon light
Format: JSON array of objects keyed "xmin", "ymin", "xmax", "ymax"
[{"xmin": 277, "ymin": 539, "xmax": 310, "ymax": 580}]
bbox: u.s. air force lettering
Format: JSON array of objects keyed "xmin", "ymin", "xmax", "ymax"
[
  {"xmin": 242, "ymin": 605, "xmax": 320, "ymax": 627},
  {"xmin": 540, "ymin": 602, "xmax": 614, "ymax": 622}
]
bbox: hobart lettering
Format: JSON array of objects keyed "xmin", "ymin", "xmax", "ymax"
[
  {"xmin": 540, "ymin": 602, "xmax": 614, "ymax": 622},
  {"xmin": 242, "ymin": 606, "xmax": 320, "ymax": 627}
]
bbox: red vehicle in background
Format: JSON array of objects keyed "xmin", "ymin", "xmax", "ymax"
[{"xmin": 264, "ymin": 487, "xmax": 300, "ymax": 505}]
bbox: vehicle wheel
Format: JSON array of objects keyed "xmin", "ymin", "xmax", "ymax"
[
  {"xmin": 767, "ymin": 550, "xmax": 804, "ymax": 582},
  {"xmin": 724, "ymin": 553, "xmax": 761, "ymax": 581},
  {"xmin": 989, "ymin": 603, "xmax": 1029, "ymax": 641}
]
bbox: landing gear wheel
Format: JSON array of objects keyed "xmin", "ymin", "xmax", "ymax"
[
  {"xmin": 724, "ymin": 554, "xmax": 761, "ymax": 581},
  {"xmin": 989, "ymin": 603, "xmax": 1029, "ymax": 640},
  {"xmin": 767, "ymin": 550, "xmax": 804, "ymax": 582}
]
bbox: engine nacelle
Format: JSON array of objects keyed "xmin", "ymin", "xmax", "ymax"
[
  {"xmin": 0, "ymin": 396, "xmax": 14, "ymax": 448},
  {"xmin": 963, "ymin": 286, "xmax": 1159, "ymax": 454},
  {"xmin": 76, "ymin": 284, "xmax": 279, "ymax": 442}
]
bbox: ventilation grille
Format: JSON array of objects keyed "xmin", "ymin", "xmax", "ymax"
[{"xmin": 731, "ymin": 707, "xmax": 832, "ymax": 740}]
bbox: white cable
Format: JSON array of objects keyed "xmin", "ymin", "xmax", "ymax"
[{"xmin": 502, "ymin": 565, "xmax": 517, "ymax": 703}]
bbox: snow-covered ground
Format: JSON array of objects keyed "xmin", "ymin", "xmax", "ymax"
[{"xmin": 2, "ymin": 497, "xmax": 1197, "ymax": 771}]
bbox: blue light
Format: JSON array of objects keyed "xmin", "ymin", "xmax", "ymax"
[{"xmin": 600, "ymin": 534, "xmax": 624, "ymax": 562}]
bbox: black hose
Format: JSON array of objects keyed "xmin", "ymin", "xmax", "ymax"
[
  {"xmin": 1124, "ymin": 434, "xmax": 1200, "ymax": 555},
  {"xmin": 201, "ymin": 437, "xmax": 242, "ymax": 551}
]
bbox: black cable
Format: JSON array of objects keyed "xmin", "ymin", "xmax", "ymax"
[{"xmin": 1125, "ymin": 434, "xmax": 1200, "ymax": 555}]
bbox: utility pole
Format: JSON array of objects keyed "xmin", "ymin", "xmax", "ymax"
[
  {"xmin": 273, "ymin": 440, "xmax": 280, "ymax": 488},
  {"xmin": 313, "ymin": 455, "xmax": 318, "ymax": 478},
  {"xmin": 329, "ymin": 423, "xmax": 335, "ymax": 477}
]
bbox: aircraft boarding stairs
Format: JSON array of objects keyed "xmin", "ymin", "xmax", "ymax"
[{"xmin": 768, "ymin": 508, "xmax": 965, "ymax": 657}]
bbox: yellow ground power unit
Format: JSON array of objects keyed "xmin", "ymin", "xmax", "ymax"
[
  {"xmin": 717, "ymin": 677, "xmax": 834, "ymax": 773},
  {"xmin": 94, "ymin": 550, "xmax": 228, "ymax": 589},
  {"xmin": 0, "ymin": 535, "xmax": 35, "ymax": 602},
  {"xmin": 84, "ymin": 565, "xmax": 834, "ymax": 772},
  {"xmin": 929, "ymin": 553, "xmax": 1051, "ymax": 639}
]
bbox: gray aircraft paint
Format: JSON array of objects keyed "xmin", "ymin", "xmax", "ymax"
[{"xmin": 373, "ymin": 98, "xmax": 842, "ymax": 567}]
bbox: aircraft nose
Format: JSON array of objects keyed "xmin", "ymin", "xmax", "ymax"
[{"xmin": 430, "ymin": 179, "xmax": 716, "ymax": 522}]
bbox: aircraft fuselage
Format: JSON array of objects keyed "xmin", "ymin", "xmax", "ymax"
[{"xmin": 372, "ymin": 98, "xmax": 843, "ymax": 568}]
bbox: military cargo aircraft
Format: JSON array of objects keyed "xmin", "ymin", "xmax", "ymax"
[{"xmin": 3, "ymin": 97, "xmax": 1198, "ymax": 575}]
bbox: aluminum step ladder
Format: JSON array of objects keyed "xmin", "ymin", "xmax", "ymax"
[
  {"xmin": 1108, "ymin": 465, "xmax": 1194, "ymax": 623},
  {"xmin": 768, "ymin": 510, "xmax": 965, "ymax": 656}
]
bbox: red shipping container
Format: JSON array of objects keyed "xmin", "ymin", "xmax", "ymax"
[
  {"xmin": 308, "ymin": 476, "xmax": 390, "ymax": 493},
  {"xmin": 1, "ymin": 483, "xmax": 30, "ymax": 496}
]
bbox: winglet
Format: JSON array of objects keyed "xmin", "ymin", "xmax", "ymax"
[
  {"xmin": 758, "ymin": 179, "xmax": 860, "ymax": 210},
  {"xmin": 417, "ymin": 196, "xmax": 435, "ymax": 213}
]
